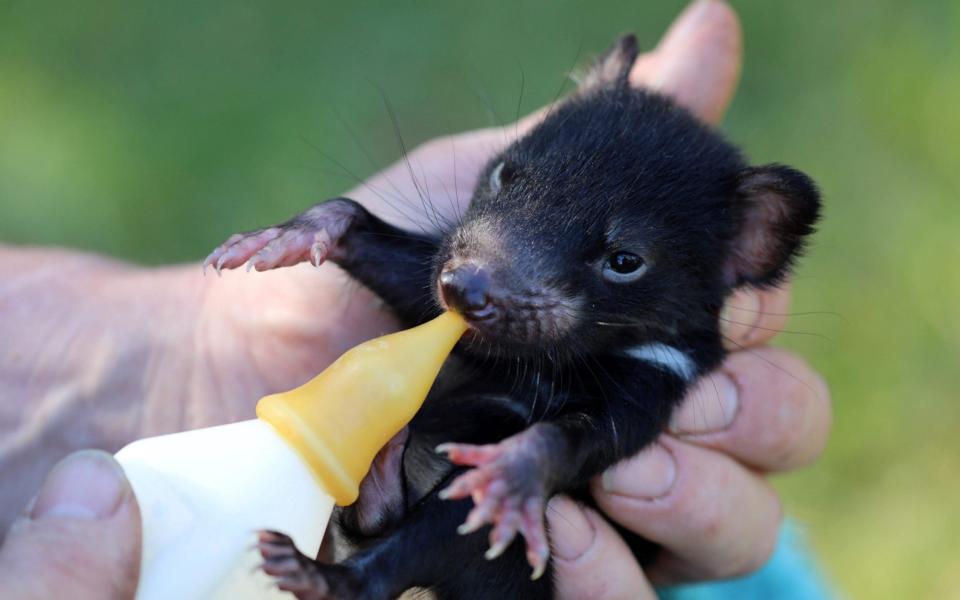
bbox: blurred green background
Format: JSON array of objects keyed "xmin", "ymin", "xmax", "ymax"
[{"xmin": 2, "ymin": 0, "xmax": 958, "ymax": 597}]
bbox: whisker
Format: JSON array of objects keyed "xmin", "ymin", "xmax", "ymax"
[
  {"xmin": 724, "ymin": 303, "xmax": 847, "ymax": 321},
  {"xmin": 720, "ymin": 333, "xmax": 826, "ymax": 403},
  {"xmin": 470, "ymin": 83, "xmax": 505, "ymax": 129},
  {"xmin": 298, "ymin": 136, "xmax": 429, "ymax": 236},
  {"xmin": 447, "ymin": 137, "xmax": 466, "ymax": 228},
  {"xmin": 333, "ymin": 108, "xmax": 420, "ymax": 218},
  {"xmin": 540, "ymin": 39, "xmax": 584, "ymax": 126},
  {"xmin": 717, "ymin": 317, "xmax": 834, "ymax": 342},
  {"xmin": 514, "ymin": 60, "xmax": 526, "ymax": 145},
  {"xmin": 380, "ymin": 91, "xmax": 446, "ymax": 233}
]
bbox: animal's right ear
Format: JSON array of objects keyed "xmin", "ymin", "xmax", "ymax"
[
  {"xmin": 724, "ymin": 164, "xmax": 822, "ymax": 289},
  {"xmin": 574, "ymin": 34, "xmax": 639, "ymax": 94}
]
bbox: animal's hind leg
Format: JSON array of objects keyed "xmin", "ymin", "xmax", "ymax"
[
  {"xmin": 258, "ymin": 531, "xmax": 364, "ymax": 600},
  {"xmin": 258, "ymin": 487, "xmax": 551, "ymax": 600},
  {"xmin": 204, "ymin": 197, "xmax": 443, "ymax": 326}
]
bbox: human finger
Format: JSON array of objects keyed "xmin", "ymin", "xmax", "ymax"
[
  {"xmin": 720, "ymin": 284, "xmax": 793, "ymax": 350},
  {"xmin": 547, "ymin": 495, "xmax": 656, "ymax": 600},
  {"xmin": 629, "ymin": 0, "xmax": 741, "ymax": 125},
  {"xmin": 592, "ymin": 440, "xmax": 783, "ymax": 585},
  {"xmin": 0, "ymin": 451, "xmax": 142, "ymax": 599},
  {"xmin": 668, "ymin": 347, "xmax": 831, "ymax": 472}
]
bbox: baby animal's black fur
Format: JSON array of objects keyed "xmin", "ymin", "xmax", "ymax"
[{"xmin": 207, "ymin": 35, "xmax": 821, "ymax": 600}]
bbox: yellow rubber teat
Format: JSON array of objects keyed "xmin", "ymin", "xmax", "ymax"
[{"xmin": 256, "ymin": 312, "xmax": 467, "ymax": 506}]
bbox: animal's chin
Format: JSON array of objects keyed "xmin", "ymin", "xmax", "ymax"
[{"xmin": 459, "ymin": 319, "xmax": 569, "ymax": 359}]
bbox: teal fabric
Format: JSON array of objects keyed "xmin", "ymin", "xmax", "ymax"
[{"xmin": 657, "ymin": 521, "xmax": 834, "ymax": 600}]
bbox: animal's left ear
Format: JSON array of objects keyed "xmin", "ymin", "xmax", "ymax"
[
  {"xmin": 725, "ymin": 164, "xmax": 822, "ymax": 288},
  {"xmin": 574, "ymin": 34, "xmax": 639, "ymax": 94}
]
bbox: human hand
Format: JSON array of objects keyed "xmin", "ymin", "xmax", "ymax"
[
  {"xmin": 547, "ymin": 286, "xmax": 830, "ymax": 598},
  {"xmin": 0, "ymin": 451, "xmax": 141, "ymax": 600},
  {"xmin": 0, "ymin": 7, "xmax": 830, "ymax": 598}
]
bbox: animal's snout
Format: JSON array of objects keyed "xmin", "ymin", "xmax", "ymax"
[{"xmin": 439, "ymin": 264, "xmax": 495, "ymax": 321}]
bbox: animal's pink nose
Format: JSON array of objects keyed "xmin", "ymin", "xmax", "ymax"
[{"xmin": 439, "ymin": 264, "xmax": 495, "ymax": 321}]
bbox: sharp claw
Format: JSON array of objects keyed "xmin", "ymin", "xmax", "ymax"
[
  {"xmin": 276, "ymin": 576, "xmax": 302, "ymax": 591},
  {"xmin": 528, "ymin": 545, "xmax": 550, "ymax": 580},
  {"xmin": 485, "ymin": 540, "xmax": 509, "ymax": 560},
  {"xmin": 203, "ymin": 249, "xmax": 219, "ymax": 270},
  {"xmin": 457, "ymin": 521, "xmax": 479, "ymax": 535},
  {"xmin": 437, "ymin": 475, "xmax": 476, "ymax": 501},
  {"xmin": 262, "ymin": 557, "xmax": 304, "ymax": 577},
  {"xmin": 457, "ymin": 509, "xmax": 489, "ymax": 535},
  {"xmin": 435, "ymin": 443, "xmax": 453, "ymax": 455},
  {"xmin": 250, "ymin": 249, "xmax": 267, "ymax": 271}
]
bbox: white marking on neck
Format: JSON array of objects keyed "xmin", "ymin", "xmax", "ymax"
[{"xmin": 625, "ymin": 343, "xmax": 696, "ymax": 381}]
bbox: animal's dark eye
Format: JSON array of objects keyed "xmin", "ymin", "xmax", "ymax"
[{"xmin": 602, "ymin": 251, "xmax": 647, "ymax": 283}]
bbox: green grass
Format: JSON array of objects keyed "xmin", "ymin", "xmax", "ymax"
[{"xmin": 2, "ymin": 1, "xmax": 958, "ymax": 597}]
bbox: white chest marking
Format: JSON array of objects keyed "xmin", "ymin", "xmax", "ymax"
[{"xmin": 625, "ymin": 343, "xmax": 696, "ymax": 381}]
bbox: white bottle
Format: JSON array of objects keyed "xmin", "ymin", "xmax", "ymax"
[
  {"xmin": 114, "ymin": 312, "xmax": 468, "ymax": 600},
  {"xmin": 115, "ymin": 419, "xmax": 335, "ymax": 600}
]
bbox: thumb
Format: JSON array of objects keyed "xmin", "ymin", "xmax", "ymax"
[
  {"xmin": 0, "ymin": 450, "xmax": 142, "ymax": 599},
  {"xmin": 548, "ymin": 496, "xmax": 656, "ymax": 600}
]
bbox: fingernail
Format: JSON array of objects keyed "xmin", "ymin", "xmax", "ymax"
[
  {"xmin": 721, "ymin": 288, "xmax": 761, "ymax": 342},
  {"xmin": 546, "ymin": 496, "xmax": 595, "ymax": 561},
  {"xmin": 601, "ymin": 444, "xmax": 676, "ymax": 500},
  {"xmin": 676, "ymin": 0, "xmax": 719, "ymax": 33},
  {"xmin": 669, "ymin": 372, "xmax": 740, "ymax": 434},
  {"xmin": 689, "ymin": 0, "xmax": 715, "ymax": 19},
  {"xmin": 31, "ymin": 450, "xmax": 130, "ymax": 521}
]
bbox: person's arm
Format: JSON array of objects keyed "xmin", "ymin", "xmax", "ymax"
[{"xmin": 0, "ymin": 246, "xmax": 396, "ymax": 536}]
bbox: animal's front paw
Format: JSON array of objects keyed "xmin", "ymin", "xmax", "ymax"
[
  {"xmin": 203, "ymin": 198, "xmax": 364, "ymax": 274},
  {"xmin": 257, "ymin": 530, "xmax": 362, "ymax": 600},
  {"xmin": 437, "ymin": 432, "xmax": 553, "ymax": 580}
]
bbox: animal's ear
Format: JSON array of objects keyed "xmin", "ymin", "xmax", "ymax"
[
  {"xmin": 725, "ymin": 164, "xmax": 822, "ymax": 288},
  {"xmin": 574, "ymin": 34, "xmax": 639, "ymax": 94}
]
